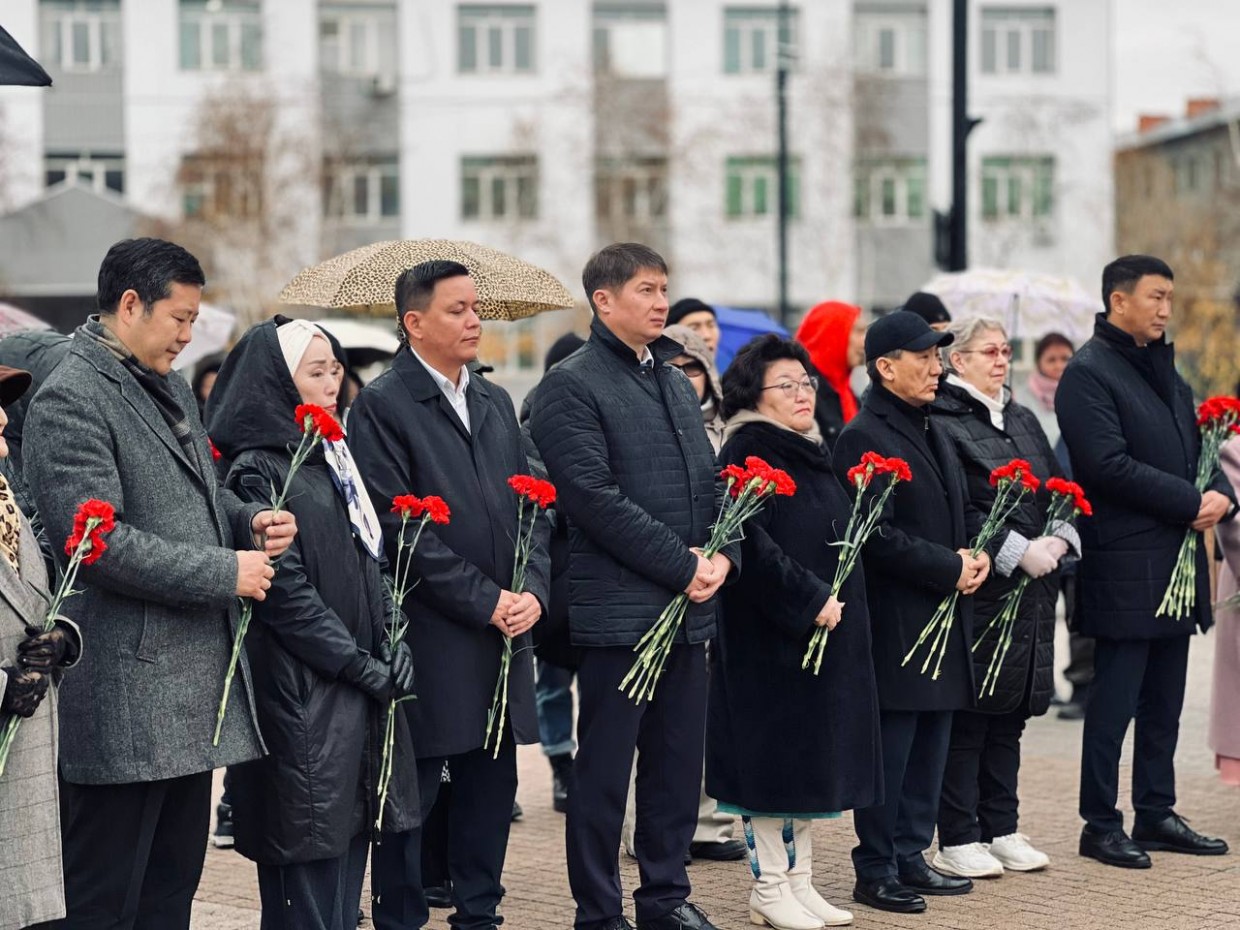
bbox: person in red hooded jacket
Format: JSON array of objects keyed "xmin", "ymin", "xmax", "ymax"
[{"xmin": 795, "ymin": 301, "xmax": 867, "ymax": 449}]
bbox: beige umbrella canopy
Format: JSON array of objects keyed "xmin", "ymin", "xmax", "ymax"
[{"xmin": 279, "ymin": 239, "xmax": 576, "ymax": 322}]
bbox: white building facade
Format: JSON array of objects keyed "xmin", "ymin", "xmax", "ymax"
[{"xmin": 0, "ymin": 0, "xmax": 1111, "ymax": 372}]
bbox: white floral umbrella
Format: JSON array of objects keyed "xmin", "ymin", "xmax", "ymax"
[{"xmin": 921, "ymin": 269, "xmax": 1099, "ymax": 345}]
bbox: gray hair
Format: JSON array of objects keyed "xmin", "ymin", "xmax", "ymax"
[{"xmin": 942, "ymin": 316, "xmax": 1006, "ymax": 372}]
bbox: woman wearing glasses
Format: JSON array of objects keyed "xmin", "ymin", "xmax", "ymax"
[
  {"xmin": 707, "ymin": 335, "xmax": 881, "ymax": 929},
  {"xmin": 928, "ymin": 317, "xmax": 1079, "ymax": 880}
]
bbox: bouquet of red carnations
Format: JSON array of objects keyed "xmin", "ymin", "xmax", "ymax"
[
  {"xmin": 483, "ymin": 475, "xmax": 556, "ymax": 759},
  {"xmin": 973, "ymin": 477, "xmax": 1091, "ymax": 697},
  {"xmin": 1157, "ymin": 396, "xmax": 1240, "ymax": 621},
  {"xmin": 374, "ymin": 492, "xmax": 449, "ymax": 830},
  {"xmin": 802, "ymin": 451, "xmax": 912, "ymax": 675},
  {"xmin": 621, "ymin": 456, "xmax": 795, "ymax": 703},
  {"xmin": 212, "ymin": 403, "xmax": 343, "ymax": 746},
  {"xmin": 0, "ymin": 499, "xmax": 115, "ymax": 778},
  {"xmin": 903, "ymin": 458, "xmax": 1040, "ymax": 680}
]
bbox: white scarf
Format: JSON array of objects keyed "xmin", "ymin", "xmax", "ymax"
[
  {"xmin": 947, "ymin": 374, "xmax": 1007, "ymax": 431},
  {"xmin": 321, "ymin": 437, "xmax": 384, "ymax": 561}
]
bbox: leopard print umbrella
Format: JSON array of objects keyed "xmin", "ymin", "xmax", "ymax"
[{"xmin": 279, "ymin": 239, "xmax": 575, "ymax": 321}]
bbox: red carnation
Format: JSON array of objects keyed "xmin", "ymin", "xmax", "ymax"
[
  {"xmin": 423, "ymin": 496, "xmax": 451, "ymax": 525},
  {"xmin": 391, "ymin": 494, "xmax": 426, "ymax": 518},
  {"xmin": 847, "ymin": 463, "xmax": 871, "ymax": 488},
  {"xmin": 721, "ymin": 463, "xmax": 749, "ymax": 496},
  {"xmin": 881, "ymin": 456, "xmax": 913, "ymax": 483},
  {"xmin": 768, "ymin": 468, "xmax": 797, "ymax": 497},
  {"xmin": 531, "ymin": 479, "xmax": 557, "ymax": 508},
  {"xmin": 208, "ymin": 438, "xmax": 222, "ymax": 461},
  {"xmin": 65, "ymin": 499, "xmax": 117, "ymax": 566},
  {"xmin": 295, "ymin": 403, "xmax": 345, "ymax": 443}
]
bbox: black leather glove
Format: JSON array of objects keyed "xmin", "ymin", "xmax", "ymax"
[
  {"xmin": 18, "ymin": 621, "xmax": 80, "ymax": 673},
  {"xmin": 340, "ymin": 652, "xmax": 394, "ymax": 703},
  {"xmin": 383, "ymin": 641, "xmax": 416, "ymax": 699},
  {"xmin": 1, "ymin": 666, "xmax": 50, "ymax": 718}
]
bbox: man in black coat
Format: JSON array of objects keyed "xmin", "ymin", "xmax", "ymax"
[
  {"xmin": 348, "ymin": 261, "xmax": 550, "ymax": 930},
  {"xmin": 1058, "ymin": 255, "xmax": 1235, "ymax": 869},
  {"xmin": 832, "ymin": 311, "xmax": 990, "ymax": 914},
  {"xmin": 530, "ymin": 243, "xmax": 740, "ymax": 930}
]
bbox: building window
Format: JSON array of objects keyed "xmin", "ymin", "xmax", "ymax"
[
  {"xmin": 725, "ymin": 156, "xmax": 800, "ymax": 219},
  {"xmin": 45, "ymin": 150, "xmax": 124, "ymax": 194},
  {"xmin": 854, "ymin": 8, "xmax": 927, "ymax": 77},
  {"xmin": 723, "ymin": 7, "xmax": 799, "ymax": 75},
  {"xmin": 323, "ymin": 158, "xmax": 401, "ymax": 224},
  {"xmin": 593, "ymin": 3, "xmax": 668, "ymax": 78},
  {"xmin": 41, "ymin": 0, "xmax": 121, "ymax": 73},
  {"xmin": 458, "ymin": 5, "xmax": 536, "ymax": 75},
  {"xmin": 180, "ymin": 154, "xmax": 264, "ymax": 220},
  {"xmin": 980, "ymin": 156, "xmax": 1054, "ymax": 221},
  {"xmin": 461, "ymin": 156, "xmax": 539, "ymax": 221},
  {"xmin": 319, "ymin": 4, "xmax": 396, "ymax": 78},
  {"xmin": 595, "ymin": 157, "xmax": 668, "ymax": 223},
  {"xmin": 179, "ymin": 0, "xmax": 263, "ymax": 73},
  {"xmin": 980, "ymin": 7, "xmax": 1055, "ymax": 75},
  {"xmin": 854, "ymin": 158, "xmax": 927, "ymax": 224}
]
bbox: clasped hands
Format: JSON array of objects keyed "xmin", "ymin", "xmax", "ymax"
[
  {"xmin": 491, "ymin": 590, "xmax": 542, "ymax": 637},
  {"xmin": 684, "ymin": 549, "xmax": 732, "ymax": 604},
  {"xmin": 2, "ymin": 619, "xmax": 79, "ymax": 719},
  {"xmin": 955, "ymin": 549, "xmax": 991, "ymax": 595}
]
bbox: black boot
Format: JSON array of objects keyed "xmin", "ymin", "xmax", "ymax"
[
  {"xmin": 550, "ymin": 752, "xmax": 574, "ymax": 814},
  {"xmin": 211, "ymin": 802, "xmax": 234, "ymax": 849}
]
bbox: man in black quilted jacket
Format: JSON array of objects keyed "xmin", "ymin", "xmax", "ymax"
[{"xmin": 531, "ymin": 243, "xmax": 740, "ymax": 930}]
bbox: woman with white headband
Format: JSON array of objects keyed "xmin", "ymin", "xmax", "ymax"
[{"xmin": 206, "ymin": 316, "xmax": 418, "ymax": 930}]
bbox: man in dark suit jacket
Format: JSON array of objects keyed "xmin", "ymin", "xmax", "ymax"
[
  {"xmin": 348, "ymin": 261, "xmax": 549, "ymax": 930},
  {"xmin": 832, "ymin": 310, "xmax": 989, "ymax": 915},
  {"xmin": 1059, "ymin": 255, "xmax": 1234, "ymax": 868},
  {"xmin": 530, "ymin": 243, "xmax": 739, "ymax": 930}
]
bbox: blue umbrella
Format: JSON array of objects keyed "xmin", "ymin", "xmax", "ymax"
[{"xmin": 712, "ymin": 305, "xmax": 789, "ymax": 372}]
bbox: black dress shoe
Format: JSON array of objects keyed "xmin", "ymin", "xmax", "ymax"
[
  {"xmin": 1079, "ymin": 828, "xmax": 1151, "ymax": 868},
  {"xmin": 425, "ymin": 883, "xmax": 452, "ymax": 908},
  {"xmin": 1057, "ymin": 700, "xmax": 1087, "ymax": 721},
  {"xmin": 593, "ymin": 919, "xmax": 635, "ymax": 930},
  {"xmin": 852, "ymin": 877, "xmax": 926, "ymax": 914},
  {"xmin": 635, "ymin": 902, "xmax": 718, "ymax": 929},
  {"xmin": 688, "ymin": 839, "xmax": 748, "ymax": 861},
  {"xmin": 1133, "ymin": 813, "xmax": 1230, "ymax": 856},
  {"xmin": 899, "ymin": 864, "xmax": 973, "ymax": 895}
]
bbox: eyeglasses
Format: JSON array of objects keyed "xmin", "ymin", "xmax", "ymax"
[
  {"xmin": 958, "ymin": 345, "xmax": 1013, "ymax": 360},
  {"xmin": 761, "ymin": 376, "xmax": 818, "ymax": 398},
  {"xmin": 670, "ymin": 361, "xmax": 707, "ymax": 379}
]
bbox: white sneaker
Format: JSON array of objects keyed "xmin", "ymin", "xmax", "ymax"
[
  {"xmin": 988, "ymin": 833, "xmax": 1050, "ymax": 871},
  {"xmin": 932, "ymin": 842, "xmax": 1004, "ymax": 878}
]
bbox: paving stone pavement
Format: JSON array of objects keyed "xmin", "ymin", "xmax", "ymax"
[{"xmin": 193, "ymin": 628, "xmax": 1240, "ymax": 930}]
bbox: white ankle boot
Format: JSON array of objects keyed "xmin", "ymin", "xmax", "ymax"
[
  {"xmin": 787, "ymin": 819, "xmax": 853, "ymax": 926},
  {"xmin": 746, "ymin": 818, "xmax": 825, "ymax": 930}
]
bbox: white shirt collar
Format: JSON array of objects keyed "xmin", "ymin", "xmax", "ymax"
[
  {"xmin": 410, "ymin": 346, "xmax": 469, "ymax": 397},
  {"xmin": 637, "ymin": 345, "xmax": 653, "ymax": 366}
]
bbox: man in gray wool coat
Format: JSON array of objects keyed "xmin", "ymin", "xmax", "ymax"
[{"xmin": 23, "ymin": 238, "xmax": 297, "ymax": 930}]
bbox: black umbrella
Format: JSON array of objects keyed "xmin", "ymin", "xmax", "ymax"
[{"xmin": 0, "ymin": 25, "xmax": 51, "ymax": 87}]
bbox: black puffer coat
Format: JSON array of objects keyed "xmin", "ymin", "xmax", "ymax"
[
  {"xmin": 930, "ymin": 380, "xmax": 1066, "ymax": 716},
  {"xmin": 1058, "ymin": 315, "xmax": 1237, "ymax": 639},
  {"xmin": 706, "ymin": 422, "xmax": 882, "ymax": 814},
  {"xmin": 207, "ymin": 320, "xmax": 418, "ymax": 865},
  {"xmin": 530, "ymin": 317, "xmax": 741, "ymax": 647}
]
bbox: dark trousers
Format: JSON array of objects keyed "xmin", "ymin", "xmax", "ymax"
[
  {"xmin": 32, "ymin": 771, "xmax": 213, "ymax": 930},
  {"xmin": 420, "ymin": 775, "xmax": 452, "ymax": 890},
  {"xmin": 1080, "ymin": 635, "xmax": 1190, "ymax": 832},
  {"xmin": 567, "ymin": 644, "xmax": 706, "ymax": 928},
  {"xmin": 256, "ymin": 832, "xmax": 369, "ymax": 930},
  {"xmin": 372, "ymin": 738, "xmax": 518, "ymax": 930},
  {"xmin": 852, "ymin": 709, "xmax": 953, "ymax": 881},
  {"xmin": 937, "ymin": 708, "xmax": 1028, "ymax": 846}
]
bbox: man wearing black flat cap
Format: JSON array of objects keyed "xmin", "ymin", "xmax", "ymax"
[
  {"xmin": 833, "ymin": 310, "xmax": 990, "ymax": 914},
  {"xmin": 901, "ymin": 292, "xmax": 952, "ymax": 332}
]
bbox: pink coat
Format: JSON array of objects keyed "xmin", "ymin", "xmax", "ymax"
[{"xmin": 1209, "ymin": 439, "xmax": 1240, "ymax": 760}]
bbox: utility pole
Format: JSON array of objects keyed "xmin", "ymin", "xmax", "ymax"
[
  {"xmin": 943, "ymin": 0, "xmax": 981, "ymax": 271},
  {"xmin": 776, "ymin": 0, "xmax": 792, "ymax": 326}
]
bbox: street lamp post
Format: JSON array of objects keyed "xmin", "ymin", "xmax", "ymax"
[{"xmin": 776, "ymin": 0, "xmax": 792, "ymax": 327}]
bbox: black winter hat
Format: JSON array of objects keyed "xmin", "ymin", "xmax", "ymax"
[
  {"xmin": 667, "ymin": 298, "xmax": 715, "ymax": 326},
  {"xmin": 900, "ymin": 291, "xmax": 952, "ymax": 326}
]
